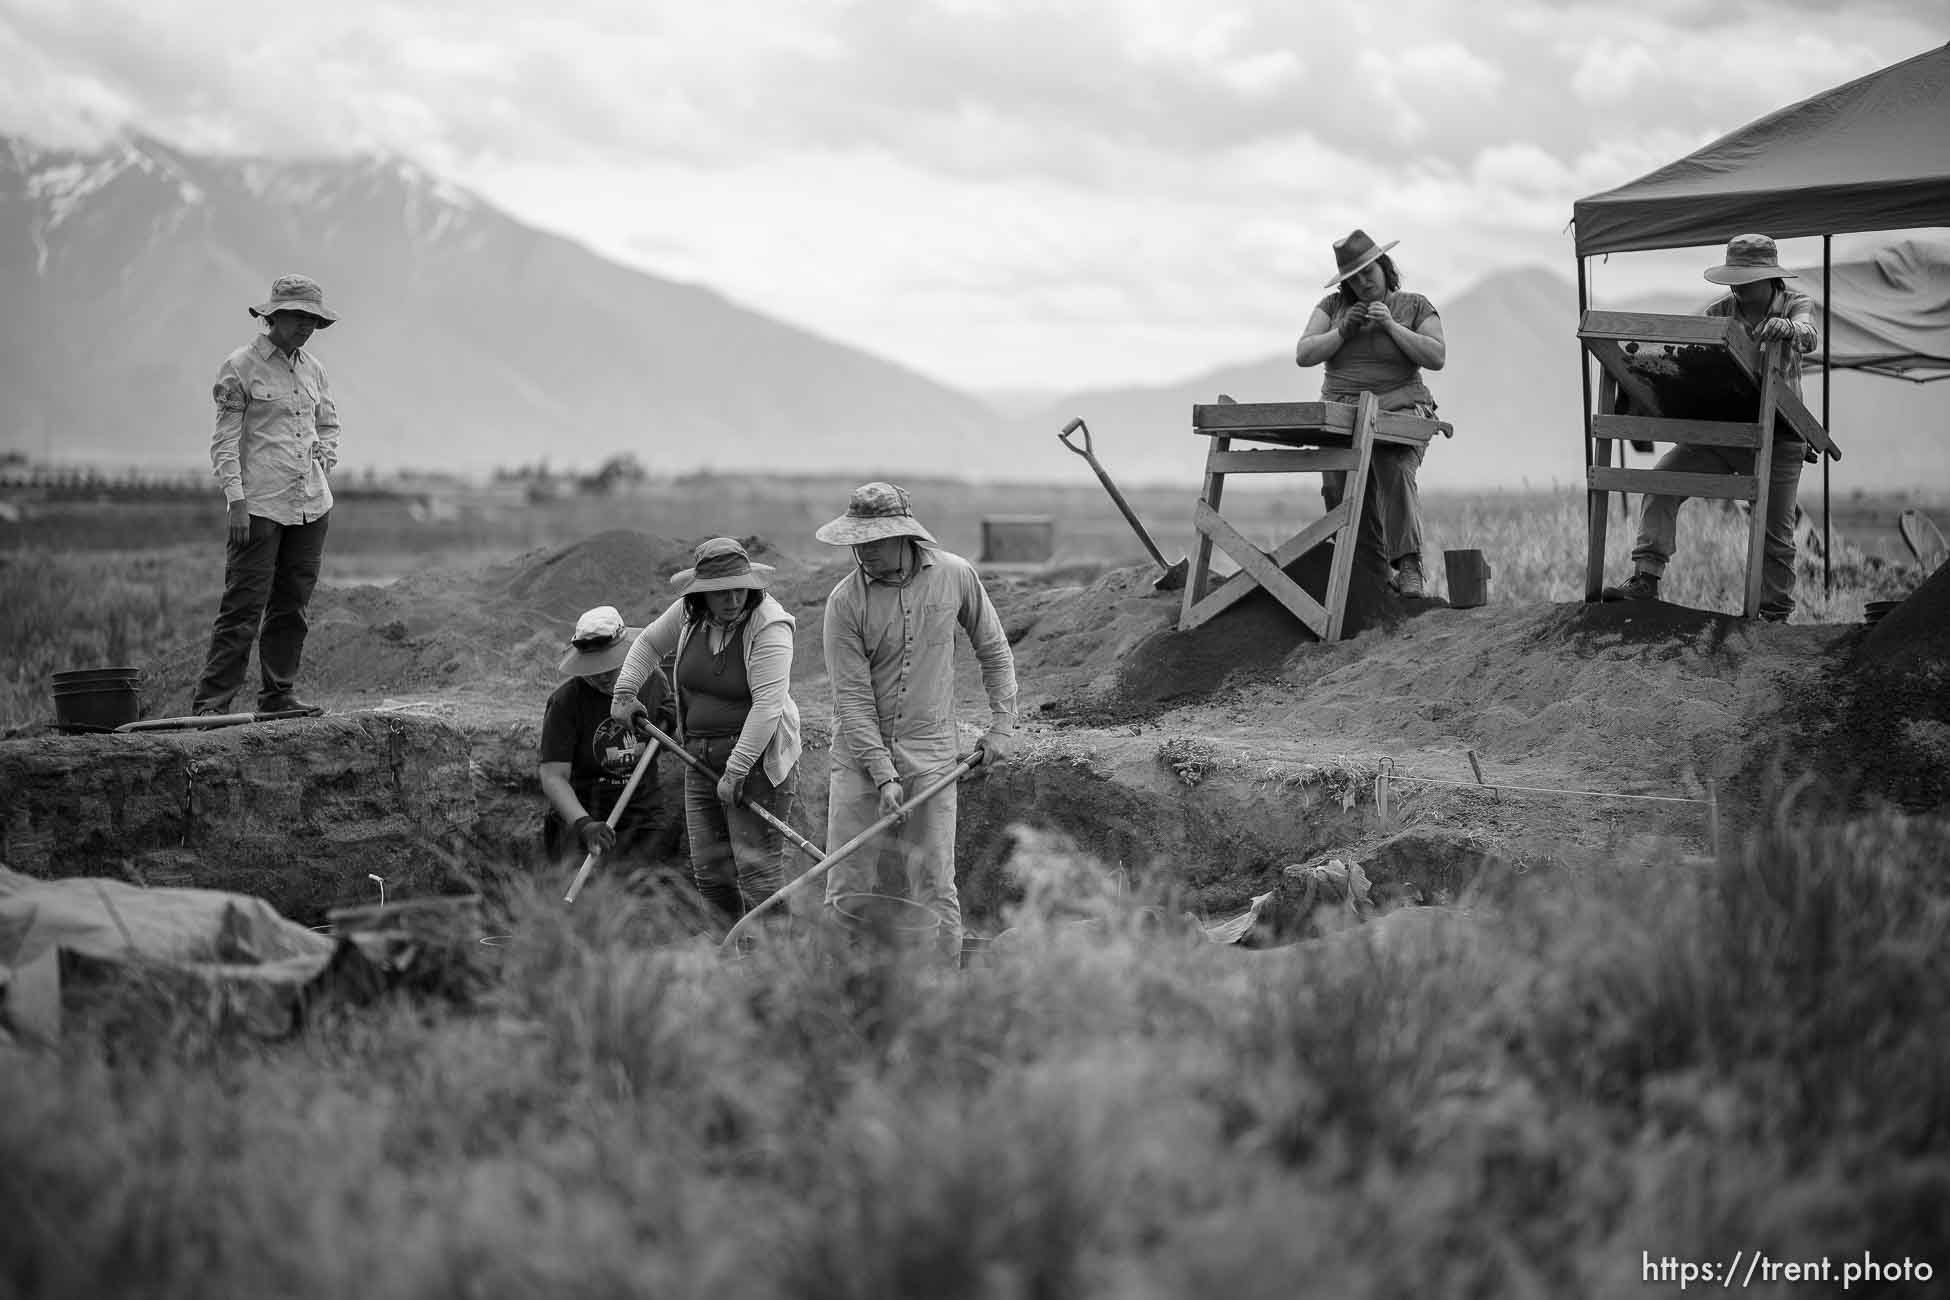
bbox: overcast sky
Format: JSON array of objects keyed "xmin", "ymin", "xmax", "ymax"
[{"xmin": 1, "ymin": 0, "xmax": 1942, "ymax": 392}]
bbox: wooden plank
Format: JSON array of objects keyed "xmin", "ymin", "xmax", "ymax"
[
  {"xmin": 1579, "ymin": 310, "xmax": 1743, "ymax": 349},
  {"xmin": 1192, "ymin": 401, "xmax": 1352, "ymax": 433},
  {"xmin": 1744, "ymin": 346, "xmax": 1784, "ymax": 618},
  {"xmin": 1587, "ymin": 372, "xmax": 1614, "ymax": 601},
  {"xmin": 1590, "ymin": 414, "xmax": 1762, "ymax": 450},
  {"xmin": 1179, "ymin": 432, "xmax": 1230, "ymax": 628},
  {"xmin": 1773, "ymin": 384, "xmax": 1840, "ymax": 460},
  {"xmin": 1181, "ymin": 502, "xmax": 1348, "ymax": 629},
  {"xmin": 1323, "ymin": 392, "xmax": 1378, "ymax": 640},
  {"xmin": 1182, "ymin": 501, "xmax": 1329, "ymax": 638},
  {"xmin": 1204, "ymin": 448, "xmax": 1361, "ymax": 475},
  {"xmin": 1582, "ymin": 337, "xmax": 1665, "ymax": 417},
  {"xmin": 1587, "ymin": 467, "xmax": 1758, "ymax": 501}
]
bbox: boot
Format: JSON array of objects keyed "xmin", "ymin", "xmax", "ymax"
[
  {"xmin": 1395, "ymin": 556, "xmax": 1426, "ymax": 599},
  {"xmin": 1601, "ymin": 572, "xmax": 1660, "ymax": 602}
]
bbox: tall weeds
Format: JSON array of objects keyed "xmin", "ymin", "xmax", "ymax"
[{"xmin": 4, "ymin": 810, "xmax": 1944, "ymax": 1297}]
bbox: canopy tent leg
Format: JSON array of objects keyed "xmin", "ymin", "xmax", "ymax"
[{"xmin": 1822, "ymin": 236, "xmax": 1833, "ymax": 597}]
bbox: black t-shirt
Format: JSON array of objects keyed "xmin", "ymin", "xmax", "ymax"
[{"xmin": 539, "ymin": 670, "xmax": 674, "ymax": 816}]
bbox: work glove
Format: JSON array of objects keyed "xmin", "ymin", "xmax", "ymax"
[
  {"xmin": 968, "ymin": 730, "xmax": 1011, "ymax": 777},
  {"xmin": 574, "ymin": 815, "xmax": 616, "ymax": 855},
  {"xmin": 226, "ymin": 499, "xmax": 251, "ymax": 545},
  {"xmin": 876, "ymin": 778, "xmax": 905, "ymax": 821},
  {"xmin": 1336, "ymin": 309, "xmax": 1366, "ymax": 340},
  {"xmin": 610, "ymin": 696, "xmax": 651, "ymax": 739},
  {"xmin": 717, "ymin": 770, "xmax": 747, "ymax": 808}
]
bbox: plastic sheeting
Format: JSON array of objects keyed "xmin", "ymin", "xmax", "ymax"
[{"xmin": 0, "ymin": 868, "xmax": 397, "ymax": 1046}]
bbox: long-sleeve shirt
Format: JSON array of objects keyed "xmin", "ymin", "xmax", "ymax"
[
  {"xmin": 1704, "ymin": 286, "xmax": 1819, "ymax": 397},
  {"xmin": 211, "ymin": 333, "xmax": 339, "ymax": 523},
  {"xmin": 822, "ymin": 546, "xmax": 1017, "ymax": 788}
]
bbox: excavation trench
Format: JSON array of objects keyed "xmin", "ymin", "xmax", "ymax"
[{"xmin": 3, "ymin": 715, "xmax": 1448, "ymax": 933}]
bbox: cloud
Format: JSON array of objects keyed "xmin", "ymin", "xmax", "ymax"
[{"xmin": 0, "ymin": 0, "xmax": 1940, "ymax": 389}]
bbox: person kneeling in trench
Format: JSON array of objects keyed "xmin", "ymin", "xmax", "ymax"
[{"xmin": 538, "ymin": 605, "xmax": 679, "ymax": 883}]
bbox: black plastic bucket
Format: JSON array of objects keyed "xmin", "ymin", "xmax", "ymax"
[{"xmin": 51, "ymin": 666, "xmax": 142, "ymax": 731}]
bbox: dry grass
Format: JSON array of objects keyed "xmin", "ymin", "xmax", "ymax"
[{"xmin": 2, "ymin": 806, "xmax": 1945, "ymax": 1297}]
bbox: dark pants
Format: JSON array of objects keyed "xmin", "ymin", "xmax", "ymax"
[
  {"xmin": 192, "ymin": 511, "xmax": 330, "ymax": 713},
  {"xmin": 683, "ymin": 734, "xmax": 797, "ymax": 922}
]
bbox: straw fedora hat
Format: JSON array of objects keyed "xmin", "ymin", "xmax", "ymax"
[
  {"xmin": 1323, "ymin": 229, "xmax": 1399, "ymax": 288},
  {"xmin": 670, "ymin": 537, "xmax": 775, "ymax": 595},
  {"xmin": 814, "ymin": 482, "xmax": 940, "ymax": 546},
  {"xmin": 1703, "ymin": 233, "xmax": 1798, "ymax": 286},
  {"xmin": 248, "ymin": 274, "xmax": 340, "ymax": 326},
  {"xmin": 557, "ymin": 605, "xmax": 641, "ymax": 676}
]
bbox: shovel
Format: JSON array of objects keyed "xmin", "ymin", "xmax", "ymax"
[
  {"xmin": 719, "ymin": 753, "xmax": 982, "ymax": 952},
  {"xmin": 630, "ymin": 717, "xmax": 826, "ymax": 864},
  {"xmin": 563, "ymin": 736, "xmax": 662, "ymax": 903},
  {"xmin": 1058, "ymin": 417, "xmax": 1187, "ymax": 591}
]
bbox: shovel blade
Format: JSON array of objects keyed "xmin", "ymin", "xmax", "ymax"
[{"xmin": 1152, "ymin": 558, "xmax": 1189, "ymax": 592}]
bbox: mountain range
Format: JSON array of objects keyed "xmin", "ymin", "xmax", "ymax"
[{"xmin": 2, "ymin": 134, "xmax": 1942, "ymax": 492}]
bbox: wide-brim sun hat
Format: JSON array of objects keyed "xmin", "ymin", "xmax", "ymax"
[
  {"xmin": 558, "ymin": 605, "xmax": 642, "ymax": 676},
  {"xmin": 815, "ymin": 481, "xmax": 940, "ymax": 546},
  {"xmin": 671, "ymin": 537, "xmax": 776, "ymax": 595},
  {"xmin": 249, "ymin": 273, "xmax": 340, "ymax": 327},
  {"xmin": 1323, "ymin": 228, "xmax": 1400, "ymax": 289},
  {"xmin": 1704, "ymin": 233, "xmax": 1798, "ymax": 286}
]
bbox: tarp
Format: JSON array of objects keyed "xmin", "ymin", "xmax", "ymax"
[
  {"xmin": 0, "ymin": 869, "xmax": 480, "ymax": 1046},
  {"xmin": 1798, "ymin": 239, "xmax": 1950, "ymax": 381},
  {"xmin": 1573, "ymin": 43, "xmax": 1950, "ymax": 257}
]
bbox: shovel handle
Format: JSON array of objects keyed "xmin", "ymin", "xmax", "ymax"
[
  {"xmin": 630, "ymin": 717, "xmax": 825, "ymax": 863},
  {"xmin": 1057, "ymin": 416, "xmax": 1173, "ymax": 570},
  {"xmin": 1057, "ymin": 417, "xmax": 1092, "ymax": 458},
  {"xmin": 720, "ymin": 754, "xmax": 982, "ymax": 951},
  {"xmin": 563, "ymin": 737, "xmax": 661, "ymax": 903}
]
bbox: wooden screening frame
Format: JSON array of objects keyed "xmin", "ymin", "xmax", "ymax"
[
  {"xmin": 1179, "ymin": 397, "xmax": 1451, "ymax": 640},
  {"xmin": 1579, "ymin": 310, "xmax": 1841, "ymax": 619}
]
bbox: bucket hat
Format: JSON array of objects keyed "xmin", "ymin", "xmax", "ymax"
[
  {"xmin": 558, "ymin": 605, "xmax": 641, "ymax": 676},
  {"xmin": 1704, "ymin": 233, "xmax": 1797, "ymax": 286},
  {"xmin": 249, "ymin": 274, "xmax": 340, "ymax": 326},
  {"xmin": 815, "ymin": 482, "xmax": 940, "ymax": 546},
  {"xmin": 671, "ymin": 537, "xmax": 775, "ymax": 595},
  {"xmin": 1323, "ymin": 229, "xmax": 1399, "ymax": 288}
]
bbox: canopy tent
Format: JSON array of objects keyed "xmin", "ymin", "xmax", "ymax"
[
  {"xmin": 1569, "ymin": 43, "xmax": 1950, "ymax": 592},
  {"xmin": 1573, "ymin": 43, "xmax": 1950, "ymax": 256}
]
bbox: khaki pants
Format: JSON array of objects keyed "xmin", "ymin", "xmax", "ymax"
[
  {"xmin": 824, "ymin": 759, "xmax": 962, "ymax": 962},
  {"xmin": 1629, "ymin": 439, "xmax": 1805, "ymax": 617}
]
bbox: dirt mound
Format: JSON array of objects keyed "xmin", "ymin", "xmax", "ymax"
[
  {"xmin": 1792, "ymin": 561, "xmax": 1950, "ymax": 811},
  {"xmin": 1018, "ymin": 546, "xmax": 1412, "ymax": 722},
  {"xmin": 141, "ymin": 531, "xmax": 809, "ymax": 710}
]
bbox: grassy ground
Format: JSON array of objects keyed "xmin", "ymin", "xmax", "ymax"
[
  {"xmin": 0, "ymin": 484, "xmax": 1929, "ymax": 732},
  {"xmin": 3, "ymin": 809, "xmax": 1945, "ymax": 1297}
]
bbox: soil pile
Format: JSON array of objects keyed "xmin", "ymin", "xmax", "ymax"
[
  {"xmin": 144, "ymin": 531, "xmax": 819, "ymax": 708},
  {"xmin": 1805, "ymin": 561, "xmax": 1950, "ymax": 810},
  {"xmin": 1018, "ymin": 545, "xmax": 1408, "ymax": 721}
]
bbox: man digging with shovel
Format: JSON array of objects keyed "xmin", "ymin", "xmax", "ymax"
[{"xmin": 817, "ymin": 482, "xmax": 1019, "ymax": 965}]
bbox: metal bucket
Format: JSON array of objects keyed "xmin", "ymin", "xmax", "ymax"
[{"xmin": 51, "ymin": 666, "xmax": 142, "ymax": 731}]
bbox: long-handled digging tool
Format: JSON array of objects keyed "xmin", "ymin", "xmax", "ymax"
[
  {"xmin": 1058, "ymin": 416, "xmax": 1187, "ymax": 591},
  {"xmin": 719, "ymin": 753, "xmax": 982, "ymax": 952},
  {"xmin": 562, "ymin": 736, "xmax": 662, "ymax": 903},
  {"xmin": 630, "ymin": 717, "xmax": 826, "ymax": 864}
]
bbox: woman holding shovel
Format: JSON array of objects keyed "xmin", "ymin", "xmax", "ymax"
[{"xmin": 610, "ymin": 538, "xmax": 803, "ymax": 925}]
